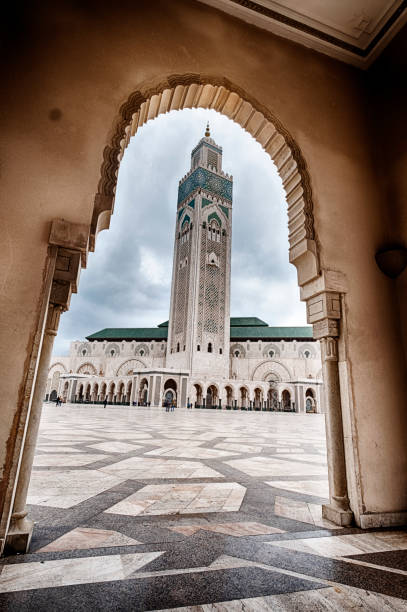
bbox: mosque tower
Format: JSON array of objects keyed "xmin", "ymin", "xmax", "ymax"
[{"xmin": 166, "ymin": 124, "xmax": 233, "ymax": 378}]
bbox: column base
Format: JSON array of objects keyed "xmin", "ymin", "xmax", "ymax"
[
  {"xmin": 359, "ymin": 511, "xmax": 407, "ymax": 529},
  {"xmin": 4, "ymin": 514, "xmax": 34, "ymax": 555},
  {"xmin": 322, "ymin": 503, "xmax": 354, "ymax": 526}
]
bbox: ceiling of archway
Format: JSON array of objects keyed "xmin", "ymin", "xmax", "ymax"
[{"xmin": 198, "ymin": 0, "xmax": 407, "ymax": 67}]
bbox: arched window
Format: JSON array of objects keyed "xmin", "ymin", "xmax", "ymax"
[
  {"xmin": 82, "ymin": 349, "xmax": 86, "ymax": 356},
  {"xmin": 219, "ymin": 348, "xmax": 222, "ymax": 354},
  {"xmin": 208, "ymin": 343, "xmax": 212, "ymax": 353},
  {"xmin": 140, "ymin": 349, "xmax": 144, "ymax": 356},
  {"xmin": 234, "ymin": 350, "xmax": 240, "ymax": 358},
  {"xmin": 197, "ymin": 344, "xmax": 200, "ymax": 351},
  {"xmin": 110, "ymin": 349, "xmax": 115, "ymax": 357},
  {"xmin": 269, "ymin": 350, "xmax": 274, "ymax": 358},
  {"xmin": 304, "ymin": 350, "xmax": 310, "ymax": 358},
  {"xmin": 177, "ymin": 343, "xmax": 180, "ymax": 353}
]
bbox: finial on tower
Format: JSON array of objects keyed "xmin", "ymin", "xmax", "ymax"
[{"xmin": 205, "ymin": 122, "xmax": 210, "ymax": 138}]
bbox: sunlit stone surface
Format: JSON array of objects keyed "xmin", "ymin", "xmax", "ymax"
[{"xmin": 2, "ymin": 405, "xmax": 406, "ymax": 610}]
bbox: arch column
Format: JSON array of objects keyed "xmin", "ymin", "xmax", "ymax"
[
  {"xmin": 4, "ymin": 222, "xmax": 85, "ymax": 553},
  {"xmin": 308, "ymin": 290, "xmax": 353, "ymax": 526}
]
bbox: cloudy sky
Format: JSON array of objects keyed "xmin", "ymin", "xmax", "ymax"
[{"xmin": 54, "ymin": 109, "xmax": 307, "ymax": 355}]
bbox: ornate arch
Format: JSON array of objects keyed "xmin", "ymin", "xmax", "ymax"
[
  {"xmin": 77, "ymin": 362, "xmax": 97, "ymax": 375},
  {"xmin": 91, "ymin": 74, "xmax": 319, "ymax": 287},
  {"xmin": 298, "ymin": 343, "xmax": 317, "ymax": 359},
  {"xmin": 48, "ymin": 361, "xmax": 67, "ymax": 374},
  {"xmin": 262, "ymin": 343, "xmax": 281, "ymax": 359},
  {"xmin": 230, "ymin": 343, "xmax": 246, "ymax": 358},
  {"xmin": 105, "ymin": 343, "xmax": 120, "ymax": 357},
  {"xmin": 251, "ymin": 359, "xmax": 292, "ymax": 382},
  {"xmin": 135, "ymin": 343, "xmax": 149, "ymax": 357},
  {"xmin": 116, "ymin": 359, "xmax": 146, "ymax": 376},
  {"xmin": 77, "ymin": 343, "xmax": 91, "ymax": 357}
]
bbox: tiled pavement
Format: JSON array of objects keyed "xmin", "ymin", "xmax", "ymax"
[{"xmin": 0, "ymin": 405, "xmax": 406, "ymax": 610}]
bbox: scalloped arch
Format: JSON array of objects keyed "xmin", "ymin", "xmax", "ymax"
[
  {"xmin": 91, "ymin": 74, "xmax": 319, "ymax": 285},
  {"xmin": 251, "ymin": 359, "xmax": 292, "ymax": 382}
]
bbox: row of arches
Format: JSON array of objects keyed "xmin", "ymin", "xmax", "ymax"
[
  {"xmin": 192, "ymin": 383, "xmax": 316, "ymax": 411},
  {"xmin": 73, "ymin": 380, "xmax": 133, "ymax": 404}
]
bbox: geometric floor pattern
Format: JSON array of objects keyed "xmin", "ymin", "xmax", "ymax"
[{"xmin": 0, "ymin": 404, "xmax": 406, "ymax": 610}]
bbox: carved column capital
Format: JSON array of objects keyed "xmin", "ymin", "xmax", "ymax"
[{"xmin": 305, "ymin": 290, "xmax": 341, "ymax": 340}]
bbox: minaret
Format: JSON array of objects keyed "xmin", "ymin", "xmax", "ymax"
[{"xmin": 166, "ymin": 124, "xmax": 233, "ymax": 378}]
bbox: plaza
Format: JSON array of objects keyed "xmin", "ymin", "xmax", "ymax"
[{"xmin": 0, "ymin": 405, "xmax": 406, "ymax": 609}]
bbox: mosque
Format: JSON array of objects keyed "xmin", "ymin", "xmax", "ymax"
[{"xmin": 47, "ymin": 126, "xmax": 323, "ymax": 412}]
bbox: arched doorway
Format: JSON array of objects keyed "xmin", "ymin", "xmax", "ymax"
[
  {"xmin": 138, "ymin": 378, "xmax": 148, "ymax": 406},
  {"xmin": 254, "ymin": 387, "xmax": 262, "ymax": 410},
  {"xmin": 108, "ymin": 382, "xmax": 115, "ymax": 403},
  {"xmin": 240, "ymin": 387, "xmax": 248, "ymax": 409},
  {"xmin": 62, "ymin": 381, "xmax": 69, "ymax": 402},
  {"xmin": 92, "ymin": 383, "xmax": 99, "ymax": 403},
  {"xmin": 305, "ymin": 388, "xmax": 316, "ymax": 413},
  {"xmin": 117, "ymin": 382, "xmax": 125, "ymax": 404},
  {"xmin": 206, "ymin": 385, "xmax": 218, "ymax": 409},
  {"xmin": 126, "ymin": 381, "xmax": 132, "ymax": 405},
  {"xmin": 193, "ymin": 383, "xmax": 203, "ymax": 408},
  {"xmin": 100, "ymin": 382, "xmax": 107, "ymax": 402},
  {"xmin": 268, "ymin": 387, "xmax": 279, "ymax": 411},
  {"xmin": 282, "ymin": 389, "xmax": 292, "ymax": 412},
  {"xmin": 2, "ymin": 73, "xmax": 362, "ymax": 558},
  {"xmin": 76, "ymin": 383, "xmax": 84, "ymax": 403},
  {"xmin": 163, "ymin": 379, "xmax": 177, "ymax": 408},
  {"xmin": 225, "ymin": 385, "xmax": 234, "ymax": 409}
]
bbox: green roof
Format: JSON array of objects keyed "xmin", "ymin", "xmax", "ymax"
[
  {"xmin": 86, "ymin": 328, "xmax": 168, "ymax": 341},
  {"xmin": 230, "ymin": 317, "xmax": 268, "ymax": 327},
  {"xmin": 230, "ymin": 326, "xmax": 313, "ymax": 340},
  {"xmin": 86, "ymin": 322, "xmax": 313, "ymax": 342}
]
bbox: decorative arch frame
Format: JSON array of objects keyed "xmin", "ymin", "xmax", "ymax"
[
  {"xmin": 77, "ymin": 362, "xmax": 98, "ymax": 375},
  {"xmin": 116, "ymin": 359, "xmax": 146, "ymax": 376},
  {"xmin": 230, "ymin": 343, "xmax": 246, "ymax": 358},
  {"xmin": 262, "ymin": 343, "xmax": 281, "ymax": 359},
  {"xmin": 91, "ymin": 74, "xmax": 319, "ymax": 289},
  {"xmin": 298, "ymin": 343, "xmax": 317, "ymax": 359},
  {"xmin": 105, "ymin": 343, "xmax": 120, "ymax": 357},
  {"xmin": 48, "ymin": 362, "xmax": 68, "ymax": 374},
  {"xmin": 77, "ymin": 343, "xmax": 91, "ymax": 357},
  {"xmin": 135, "ymin": 343, "xmax": 149, "ymax": 357},
  {"xmin": 251, "ymin": 359, "xmax": 292, "ymax": 382}
]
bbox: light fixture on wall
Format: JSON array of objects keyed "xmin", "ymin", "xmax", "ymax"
[{"xmin": 375, "ymin": 246, "xmax": 407, "ymax": 279}]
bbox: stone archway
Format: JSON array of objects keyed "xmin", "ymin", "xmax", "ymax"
[{"xmin": 4, "ymin": 73, "xmax": 354, "ymax": 556}]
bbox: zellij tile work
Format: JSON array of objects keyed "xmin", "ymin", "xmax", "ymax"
[{"xmin": 0, "ymin": 404, "xmax": 406, "ymax": 610}]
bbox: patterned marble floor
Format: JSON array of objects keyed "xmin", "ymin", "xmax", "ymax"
[{"xmin": 0, "ymin": 405, "xmax": 406, "ymax": 611}]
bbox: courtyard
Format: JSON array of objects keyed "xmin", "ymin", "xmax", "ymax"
[{"xmin": 0, "ymin": 405, "xmax": 406, "ymax": 610}]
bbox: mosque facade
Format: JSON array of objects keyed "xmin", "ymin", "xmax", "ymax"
[{"xmin": 47, "ymin": 127, "xmax": 323, "ymax": 413}]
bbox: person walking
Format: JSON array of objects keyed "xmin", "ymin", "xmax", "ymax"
[{"xmin": 103, "ymin": 397, "xmax": 108, "ymax": 409}]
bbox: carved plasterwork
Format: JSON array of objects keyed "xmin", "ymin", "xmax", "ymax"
[{"xmin": 251, "ymin": 359, "xmax": 292, "ymax": 382}]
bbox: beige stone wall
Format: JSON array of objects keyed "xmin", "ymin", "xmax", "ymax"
[{"xmin": 1, "ymin": 0, "xmax": 406, "ymax": 532}]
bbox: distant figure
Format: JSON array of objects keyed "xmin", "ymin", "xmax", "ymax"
[
  {"xmin": 103, "ymin": 397, "xmax": 108, "ymax": 408},
  {"xmin": 54, "ymin": 396, "xmax": 59, "ymax": 406},
  {"xmin": 171, "ymin": 400, "xmax": 176, "ymax": 412}
]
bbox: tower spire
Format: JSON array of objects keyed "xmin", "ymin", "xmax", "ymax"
[{"xmin": 205, "ymin": 122, "xmax": 210, "ymax": 138}]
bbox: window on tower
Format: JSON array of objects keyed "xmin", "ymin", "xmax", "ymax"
[
  {"xmin": 207, "ymin": 149, "xmax": 218, "ymax": 170},
  {"xmin": 197, "ymin": 345, "xmax": 200, "ymax": 351},
  {"xmin": 208, "ymin": 343, "xmax": 213, "ymax": 353},
  {"xmin": 177, "ymin": 343, "xmax": 180, "ymax": 353}
]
